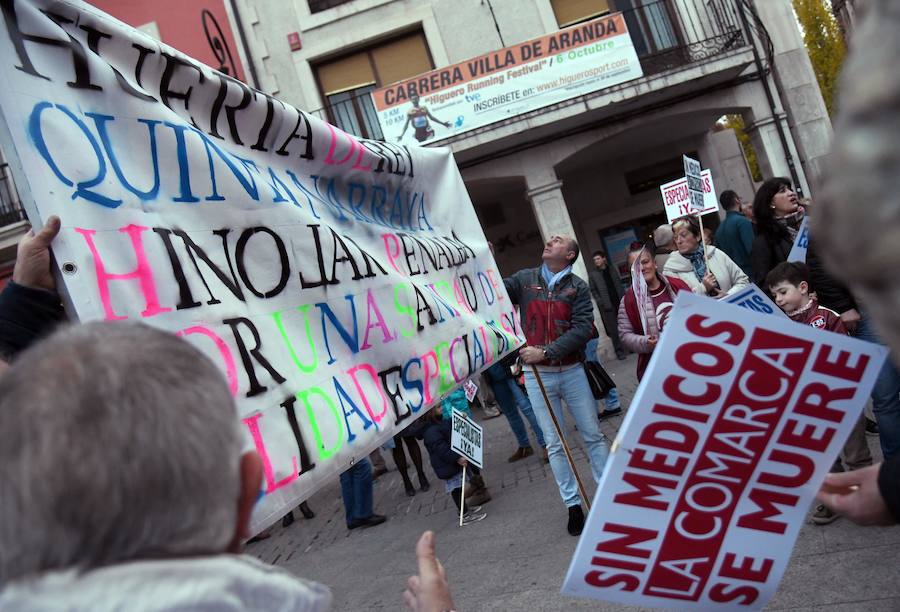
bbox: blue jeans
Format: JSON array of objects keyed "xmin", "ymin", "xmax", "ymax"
[
  {"xmin": 586, "ymin": 338, "xmax": 621, "ymax": 411},
  {"xmin": 340, "ymin": 458, "xmax": 373, "ymax": 527},
  {"xmin": 854, "ymin": 313, "xmax": 900, "ymax": 459},
  {"xmin": 524, "ymin": 366, "xmax": 610, "ymax": 507},
  {"xmin": 488, "ymin": 363, "xmax": 545, "ymax": 448}
]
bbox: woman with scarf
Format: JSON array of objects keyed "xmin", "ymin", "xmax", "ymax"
[
  {"xmin": 663, "ymin": 217, "xmax": 749, "ymax": 297},
  {"xmin": 750, "ymin": 177, "xmax": 804, "ymax": 287},
  {"xmin": 618, "ymin": 242, "xmax": 691, "ymax": 381}
]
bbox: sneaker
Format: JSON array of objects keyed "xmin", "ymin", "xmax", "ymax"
[
  {"xmin": 866, "ymin": 418, "xmax": 880, "ymax": 436},
  {"xmin": 461, "ymin": 510, "xmax": 487, "ymax": 525},
  {"xmin": 507, "ymin": 446, "xmax": 534, "ymax": 463},
  {"xmin": 598, "ymin": 407, "xmax": 622, "ymax": 420},
  {"xmin": 812, "ymin": 504, "xmax": 839, "ymax": 525},
  {"xmin": 567, "ymin": 505, "xmax": 585, "ymax": 536}
]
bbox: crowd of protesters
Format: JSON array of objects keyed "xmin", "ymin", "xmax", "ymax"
[{"xmin": 4, "ymin": 3, "xmax": 900, "ymax": 610}]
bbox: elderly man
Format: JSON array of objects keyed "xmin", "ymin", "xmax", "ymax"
[
  {"xmin": 0, "ymin": 321, "xmax": 333, "ymax": 609},
  {"xmin": 653, "ymin": 224, "xmax": 676, "ymax": 270},
  {"xmin": 504, "ymin": 235, "xmax": 610, "ymax": 536}
]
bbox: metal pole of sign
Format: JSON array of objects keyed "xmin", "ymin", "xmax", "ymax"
[
  {"xmin": 529, "ymin": 365, "xmax": 591, "ymax": 511},
  {"xmin": 459, "ymin": 464, "xmax": 467, "ymax": 527}
]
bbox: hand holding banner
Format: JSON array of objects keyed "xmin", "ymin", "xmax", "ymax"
[{"xmin": 0, "ymin": 0, "xmax": 523, "ymax": 534}]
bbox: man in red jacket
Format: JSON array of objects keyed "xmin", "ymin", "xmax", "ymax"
[{"xmin": 504, "ymin": 235, "xmax": 610, "ymax": 536}]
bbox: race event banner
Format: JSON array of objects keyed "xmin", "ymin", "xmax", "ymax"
[
  {"xmin": 0, "ymin": 0, "xmax": 522, "ymax": 532},
  {"xmin": 563, "ymin": 292, "xmax": 887, "ymax": 610},
  {"xmin": 661, "ymin": 170, "xmax": 719, "ymax": 222},
  {"xmin": 372, "ymin": 13, "xmax": 643, "ymax": 146}
]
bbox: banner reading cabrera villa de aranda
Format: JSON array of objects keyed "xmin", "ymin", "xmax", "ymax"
[{"xmin": 0, "ymin": 0, "xmax": 522, "ymax": 533}]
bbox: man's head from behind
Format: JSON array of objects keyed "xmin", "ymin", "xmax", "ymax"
[
  {"xmin": 653, "ymin": 224, "xmax": 674, "ymax": 250},
  {"xmin": 720, "ymin": 190, "xmax": 742, "ymax": 212},
  {"xmin": 0, "ymin": 322, "xmax": 262, "ymax": 584},
  {"xmin": 766, "ymin": 262, "xmax": 812, "ymax": 313}
]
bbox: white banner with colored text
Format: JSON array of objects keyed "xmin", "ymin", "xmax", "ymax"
[{"xmin": 0, "ymin": 0, "xmax": 522, "ymax": 532}]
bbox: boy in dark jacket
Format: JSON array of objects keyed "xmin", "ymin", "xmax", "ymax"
[
  {"xmin": 420, "ymin": 406, "xmax": 489, "ymax": 525},
  {"xmin": 766, "ymin": 261, "xmax": 872, "ymax": 525}
]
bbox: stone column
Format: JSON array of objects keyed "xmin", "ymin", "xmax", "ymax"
[{"xmin": 745, "ymin": 112, "xmax": 810, "ymax": 195}]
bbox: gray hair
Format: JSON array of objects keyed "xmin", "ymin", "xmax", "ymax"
[
  {"xmin": 818, "ymin": 1, "xmax": 900, "ymax": 353},
  {"xmin": 653, "ymin": 224, "xmax": 674, "ymax": 248},
  {"xmin": 0, "ymin": 322, "xmax": 242, "ymax": 583}
]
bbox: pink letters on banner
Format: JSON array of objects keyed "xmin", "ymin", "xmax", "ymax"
[
  {"xmin": 177, "ymin": 325, "xmax": 239, "ymax": 396},
  {"xmin": 243, "ymin": 412, "xmax": 299, "ymax": 495},
  {"xmin": 75, "ymin": 225, "xmax": 171, "ymax": 320}
]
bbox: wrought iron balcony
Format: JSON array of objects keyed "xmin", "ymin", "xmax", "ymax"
[
  {"xmin": 0, "ymin": 163, "xmax": 25, "ymax": 228},
  {"xmin": 311, "ymin": 0, "xmax": 749, "ymax": 141}
]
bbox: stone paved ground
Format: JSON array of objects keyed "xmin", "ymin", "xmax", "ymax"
[{"xmin": 248, "ymin": 354, "xmax": 900, "ymax": 611}]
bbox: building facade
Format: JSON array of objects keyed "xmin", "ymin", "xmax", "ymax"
[
  {"xmin": 1, "ymin": 0, "xmax": 835, "ymax": 357},
  {"xmin": 234, "ymin": 0, "xmax": 834, "ymax": 354}
]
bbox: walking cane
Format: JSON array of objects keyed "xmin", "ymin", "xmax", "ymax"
[{"xmin": 529, "ymin": 364, "xmax": 592, "ymax": 512}]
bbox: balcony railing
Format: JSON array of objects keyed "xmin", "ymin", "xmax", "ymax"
[
  {"xmin": 0, "ymin": 163, "xmax": 25, "ymax": 228},
  {"xmin": 311, "ymin": 0, "xmax": 749, "ymax": 141}
]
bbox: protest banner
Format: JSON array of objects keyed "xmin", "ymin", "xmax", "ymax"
[
  {"xmin": 0, "ymin": 0, "xmax": 523, "ymax": 533},
  {"xmin": 371, "ymin": 13, "xmax": 642, "ymax": 147},
  {"xmin": 723, "ymin": 285, "xmax": 787, "ymax": 318},
  {"xmin": 683, "ymin": 155, "xmax": 704, "ymax": 213},
  {"xmin": 661, "ymin": 170, "xmax": 718, "ymax": 223},
  {"xmin": 563, "ymin": 291, "xmax": 887, "ymax": 610},
  {"xmin": 451, "ymin": 407, "xmax": 484, "ymax": 469},
  {"xmin": 787, "ymin": 217, "xmax": 810, "ymax": 263}
]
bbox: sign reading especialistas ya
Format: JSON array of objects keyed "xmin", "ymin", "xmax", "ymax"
[
  {"xmin": 563, "ymin": 292, "xmax": 887, "ymax": 610},
  {"xmin": 372, "ymin": 13, "xmax": 643, "ymax": 147},
  {"xmin": 0, "ymin": 0, "xmax": 523, "ymax": 533},
  {"xmin": 661, "ymin": 170, "xmax": 719, "ymax": 223}
]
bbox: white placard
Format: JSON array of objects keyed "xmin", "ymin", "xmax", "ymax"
[
  {"xmin": 661, "ymin": 170, "xmax": 719, "ymax": 222},
  {"xmin": 0, "ymin": 0, "xmax": 523, "ymax": 533},
  {"xmin": 451, "ymin": 407, "xmax": 483, "ymax": 469},
  {"xmin": 563, "ymin": 291, "xmax": 887, "ymax": 610},
  {"xmin": 683, "ymin": 155, "xmax": 704, "ymax": 213},
  {"xmin": 787, "ymin": 217, "xmax": 810, "ymax": 263},
  {"xmin": 723, "ymin": 285, "xmax": 787, "ymax": 318}
]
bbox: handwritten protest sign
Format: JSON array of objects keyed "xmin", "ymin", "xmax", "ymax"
[
  {"xmin": 0, "ymin": 0, "xmax": 522, "ymax": 532},
  {"xmin": 787, "ymin": 217, "xmax": 810, "ymax": 263},
  {"xmin": 451, "ymin": 408, "xmax": 483, "ymax": 469},
  {"xmin": 683, "ymin": 155, "xmax": 704, "ymax": 213},
  {"xmin": 661, "ymin": 170, "xmax": 718, "ymax": 223},
  {"xmin": 724, "ymin": 285, "xmax": 787, "ymax": 318},
  {"xmin": 563, "ymin": 292, "xmax": 887, "ymax": 610}
]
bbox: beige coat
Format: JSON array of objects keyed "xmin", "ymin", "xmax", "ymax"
[{"xmin": 663, "ymin": 246, "xmax": 750, "ymax": 297}]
